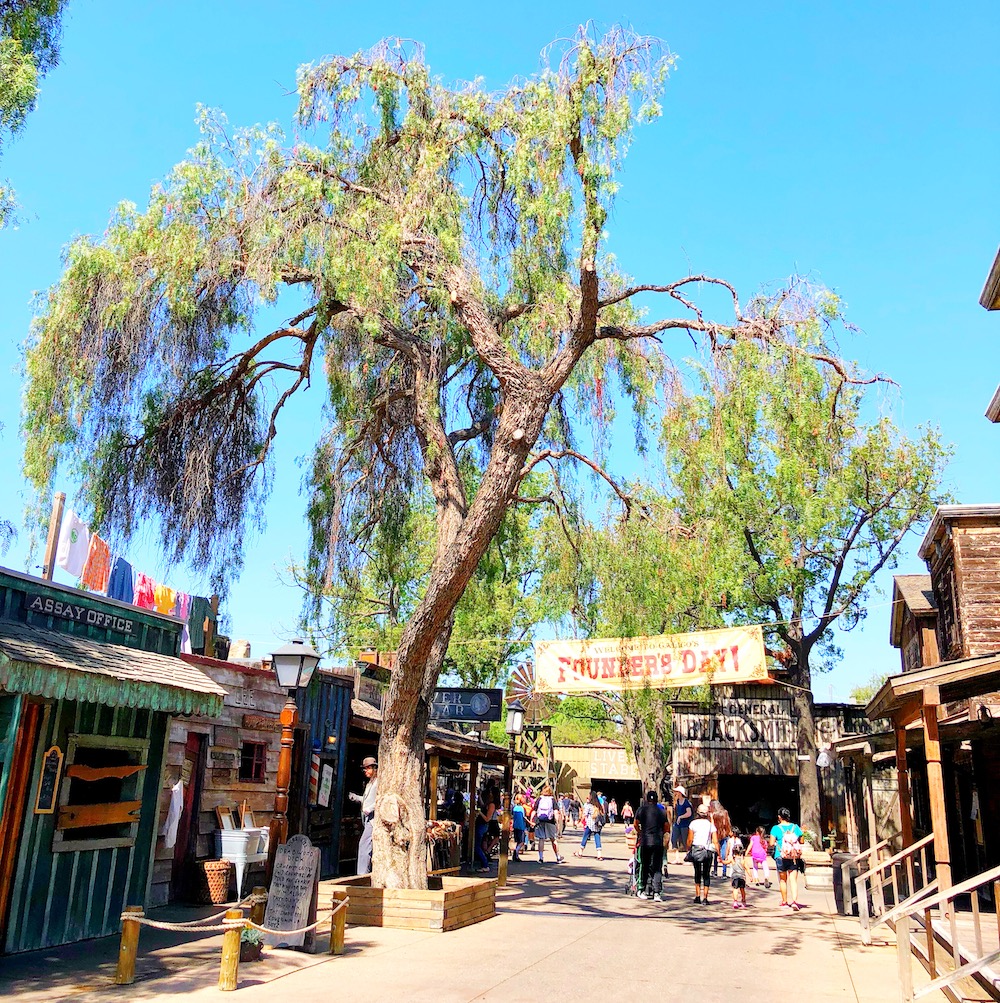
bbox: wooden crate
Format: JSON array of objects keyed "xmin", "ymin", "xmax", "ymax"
[{"xmin": 326, "ymin": 874, "xmax": 496, "ymax": 932}]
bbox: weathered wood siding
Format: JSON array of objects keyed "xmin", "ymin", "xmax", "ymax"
[
  {"xmin": 953, "ymin": 523, "xmax": 1000, "ymax": 658},
  {"xmin": 4, "ymin": 699, "xmax": 167, "ymax": 953},
  {"xmin": 151, "ymin": 660, "xmax": 285, "ymax": 905}
]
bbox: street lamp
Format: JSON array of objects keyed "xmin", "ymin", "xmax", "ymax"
[
  {"xmin": 498, "ymin": 699, "xmax": 525, "ymax": 887},
  {"xmin": 266, "ymin": 638, "xmax": 321, "ymax": 880}
]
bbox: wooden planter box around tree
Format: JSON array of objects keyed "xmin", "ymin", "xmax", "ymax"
[{"xmin": 327, "ymin": 874, "xmax": 496, "ymax": 932}]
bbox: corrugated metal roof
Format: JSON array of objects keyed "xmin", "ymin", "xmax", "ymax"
[{"xmin": 0, "ymin": 621, "xmax": 227, "ymax": 716}]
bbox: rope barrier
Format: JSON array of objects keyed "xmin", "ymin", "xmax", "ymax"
[{"xmin": 119, "ymin": 895, "xmax": 350, "ymax": 938}]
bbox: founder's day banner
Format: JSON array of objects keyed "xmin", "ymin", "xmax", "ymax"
[{"xmin": 533, "ymin": 625, "xmax": 768, "ymax": 694}]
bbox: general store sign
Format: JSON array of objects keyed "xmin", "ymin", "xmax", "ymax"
[{"xmin": 534, "ymin": 625, "xmax": 768, "ymax": 694}]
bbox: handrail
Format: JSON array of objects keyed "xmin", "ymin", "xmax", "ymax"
[
  {"xmin": 844, "ymin": 837, "xmax": 892, "ymax": 869},
  {"xmin": 857, "ymin": 834, "xmax": 934, "ymax": 885},
  {"xmin": 891, "ymin": 861, "xmax": 1000, "ymax": 1002},
  {"xmin": 877, "ymin": 879, "xmax": 938, "ymax": 929},
  {"xmin": 840, "ymin": 838, "xmax": 893, "ymax": 921}
]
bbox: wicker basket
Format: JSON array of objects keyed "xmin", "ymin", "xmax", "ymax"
[{"xmin": 198, "ymin": 859, "xmax": 233, "ymax": 905}]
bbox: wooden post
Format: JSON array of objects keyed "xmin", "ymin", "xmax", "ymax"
[
  {"xmin": 897, "ymin": 911, "xmax": 914, "ymax": 1003},
  {"xmin": 922, "ymin": 685, "xmax": 951, "ymax": 893},
  {"xmin": 249, "ymin": 886, "xmax": 267, "ymax": 926},
  {"xmin": 329, "ymin": 890, "xmax": 348, "ymax": 955},
  {"xmin": 497, "ymin": 788, "xmax": 511, "ymax": 887},
  {"xmin": 466, "ymin": 759, "xmax": 479, "ymax": 866},
  {"xmin": 218, "ymin": 908, "xmax": 243, "ymax": 991},
  {"xmin": 428, "ymin": 755, "xmax": 439, "ymax": 820},
  {"xmin": 114, "ymin": 905, "xmax": 143, "ymax": 985},
  {"xmin": 267, "ymin": 694, "xmax": 298, "ymax": 881},
  {"xmin": 895, "ymin": 722, "xmax": 914, "ymax": 848},
  {"xmin": 41, "ymin": 492, "xmax": 66, "ymax": 580}
]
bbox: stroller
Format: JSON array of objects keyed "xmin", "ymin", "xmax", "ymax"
[{"xmin": 624, "ymin": 825, "xmax": 669, "ymax": 897}]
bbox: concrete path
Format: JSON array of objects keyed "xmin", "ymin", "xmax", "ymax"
[{"xmin": 0, "ymin": 826, "xmax": 943, "ymax": 1002}]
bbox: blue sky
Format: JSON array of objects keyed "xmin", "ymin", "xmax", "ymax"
[{"xmin": 1, "ymin": 1, "xmax": 998, "ymax": 699}]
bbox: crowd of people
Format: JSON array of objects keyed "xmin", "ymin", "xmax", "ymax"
[{"xmin": 431, "ymin": 775, "xmax": 806, "ymax": 914}]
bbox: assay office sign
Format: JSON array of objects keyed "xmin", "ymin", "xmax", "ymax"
[{"xmin": 26, "ymin": 592, "xmax": 136, "ymax": 636}]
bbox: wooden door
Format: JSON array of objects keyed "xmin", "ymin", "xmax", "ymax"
[
  {"xmin": 170, "ymin": 732, "xmax": 207, "ymax": 901},
  {"xmin": 0, "ymin": 700, "xmax": 43, "ymax": 948}
]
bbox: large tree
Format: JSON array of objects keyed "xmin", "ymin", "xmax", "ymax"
[
  {"xmin": 24, "ymin": 30, "xmax": 787, "ymax": 888},
  {"xmin": 661, "ymin": 294, "xmax": 950, "ymax": 842},
  {"xmin": 1, "ymin": 0, "xmax": 68, "ymax": 225}
]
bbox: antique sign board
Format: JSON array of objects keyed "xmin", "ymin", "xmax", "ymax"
[
  {"xmin": 534, "ymin": 625, "xmax": 768, "ymax": 694},
  {"xmin": 429, "ymin": 688, "xmax": 503, "ymax": 722},
  {"xmin": 263, "ymin": 834, "xmax": 321, "ymax": 949}
]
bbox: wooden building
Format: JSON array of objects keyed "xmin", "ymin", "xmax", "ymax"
[
  {"xmin": 0, "ymin": 568, "xmax": 225, "ymax": 954},
  {"xmin": 672, "ymin": 684, "xmax": 870, "ymax": 845},
  {"xmin": 552, "ymin": 739, "xmax": 641, "ymax": 808}
]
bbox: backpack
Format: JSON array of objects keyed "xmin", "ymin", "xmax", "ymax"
[{"xmin": 779, "ymin": 824, "xmax": 803, "ymax": 860}]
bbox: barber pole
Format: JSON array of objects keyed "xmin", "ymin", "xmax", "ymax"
[{"xmin": 309, "ymin": 752, "xmax": 320, "ymax": 805}]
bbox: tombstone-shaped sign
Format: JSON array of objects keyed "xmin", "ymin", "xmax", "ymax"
[{"xmin": 262, "ymin": 834, "xmax": 321, "ymax": 949}]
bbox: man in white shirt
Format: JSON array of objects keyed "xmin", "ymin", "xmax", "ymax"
[{"xmin": 349, "ymin": 756, "xmax": 378, "ymax": 874}]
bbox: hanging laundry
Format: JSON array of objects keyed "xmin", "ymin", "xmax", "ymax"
[
  {"xmin": 133, "ymin": 572, "xmax": 156, "ymax": 609},
  {"xmin": 80, "ymin": 534, "xmax": 111, "ymax": 592},
  {"xmin": 153, "ymin": 583, "xmax": 177, "ymax": 616},
  {"xmin": 55, "ymin": 510, "xmax": 90, "ymax": 577},
  {"xmin": 188, "ymin": 595, "xmax": 216, "ymax": 654},
  {"xmin": 161, "ymin": 779, "xmax": 184, "ymax": 849},
  {"xmin": 106, "ymin": 557, "xmax": 134, "ymax": 604},
  {"xmin": 174, "ymin": 593, "xmax": 193, "ymax": 653}
]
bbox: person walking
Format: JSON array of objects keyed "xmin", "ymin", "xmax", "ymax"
[
  {"xmin": 748, "ymin": 826, "xmax": 771, "ymax": 887},
  {"xmin": 634, "ymin": 790, "xmax": 667, "ymax": 901},
  {"xmin": 474, "ymin": 783, "xmax": 498, "ymax": 873},
  {"xmin": 348, "ymin": 756, "xmax": 378, "ymax": 874},
  {"xmin": 574, "ymin": 792, "xmax": 605, "ymax": 859},
  {"xmin": 769, "ymin": 807, "xmax": 805, "ymax": 910},
  {"xmin": 512, "ymin": 793, "xmax": 527, "ymax": 861},
  {"xmin": 621, "ymin": 800, "xmax": 634, "ymax": 826},
  {"xmin": 687, "ymin": 802, "xmax": 719, "ymax": 904},
  {"xmin": 670, "ymin": 786, "xmax": 693, "ymax": 864},
  {"xmin": 532, "ymin": 784, "xmax": 565, "ymax": 863},
  {"xmin": 726, "ymin": 827, "xmax": 749, "ymax": 909},
  {"xmin": 710, "ymin": 799, "xmax": 733, "ymax": 878},
  {"xmin": 607, "ymin": 797, "xmax": 618, "ymax": 824}
]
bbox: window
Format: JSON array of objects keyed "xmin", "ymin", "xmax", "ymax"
[
  {"xmin": 239, "ymin": 741, "xmax": 267, "ymax": 783},
  {"xmin": 54, "ymin": 733, "xmax": 149, "ymax": 853}
]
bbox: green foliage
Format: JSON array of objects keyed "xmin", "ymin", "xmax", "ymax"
[
  {"xmin": 849, "ymin": 672, "xmax": 889, "ymax": 705},
  {"xmin": 660, "ymin": 287, "xmax": 951, "ymax": 683},
  {"xmin": 0, "ymin": 0, "xmax": 68, "ymax": 225},
  {"xmin": 541, "ymin": 695, "xmax": 615, "ymax": 745}
]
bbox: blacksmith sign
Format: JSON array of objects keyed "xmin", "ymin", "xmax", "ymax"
[{"xmin": 429, "ymin": 688, "xmax": 503, "ymax": 722}]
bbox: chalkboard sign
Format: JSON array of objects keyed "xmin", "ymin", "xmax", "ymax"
[
  {"xmin": 263, "ymin": 834, "xmax": 320, "ymax": 949},
  {"xmin": 34, "ymin": 746, "xmax": 64, "ymax": 814}
]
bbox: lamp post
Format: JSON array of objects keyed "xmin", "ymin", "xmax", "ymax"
[
  {"xmin": 266, "ymin": 638, "xmax": 321, "ymax": 881},
  {"xmin": 497, "ymin": 699, "xmax": 525, "ymax": 887}
]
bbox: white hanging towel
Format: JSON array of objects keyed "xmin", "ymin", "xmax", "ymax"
[
  {"xmin": 161, "ymin": 779, "xmax": 184, "ymax": 848},
  {"xmin": 55, "ymin": 510, "xmax": 90, "ymax": 576}
]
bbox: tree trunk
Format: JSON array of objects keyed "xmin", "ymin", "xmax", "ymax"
[
  {"xmin": 790, "ymin": 676, "xmax": 821, "ymax": 848},
  {"xmin": 617, "ymin": 695, "xmax": 670, "ymax": 800}
]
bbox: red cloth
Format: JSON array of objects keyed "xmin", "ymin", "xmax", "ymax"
[{"xmin": 133, "ymin": 572, "xmax": 156, "ymax": 609}]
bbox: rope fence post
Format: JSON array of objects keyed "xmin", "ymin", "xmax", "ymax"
[
  {"xmin": 250, "ymin": 886, "xmax": 267, "ymax": 926},
  {"xmin": 218, "ymin": 909, "xmax": 244, "ymax": 991},
  {"xmin": 329, "ymin": 892, "xmax": 348, "ymax": 955},
  {"xmin": 114, "ymin": 906, "xmax": 143, "ymax": 985}
]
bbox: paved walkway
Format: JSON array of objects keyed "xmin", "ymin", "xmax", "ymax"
[{"xmin": 0, "ymin": 827, "xmax": 943, "ymax": 1002}]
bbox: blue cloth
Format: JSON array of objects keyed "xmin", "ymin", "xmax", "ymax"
[
  {"xmin": 770, "ymin": 822, "xmax": 803, "ymax": 859},
  {"xmin": 106, "ymin": 557, "xmax": 134, "ymax": 603},
  {"xmin": 474, "ymin": 820, "xmax": 490, "ymax": 868},
  {"xmin": 580, "ymin": 826, "xmax": 602, "ymax": 850},
  {"xmin": 512, "ymin": 805, "xmax": 526, "ymax": 829}
]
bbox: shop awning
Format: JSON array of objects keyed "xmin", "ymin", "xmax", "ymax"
[{"xmin": 0, "ymin": 621, "xmax": 227, "ymax": 716}]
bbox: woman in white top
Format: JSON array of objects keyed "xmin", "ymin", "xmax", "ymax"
[{"xmin": 686, "ymin": 802, "xmax": 719, "ymax": 904}]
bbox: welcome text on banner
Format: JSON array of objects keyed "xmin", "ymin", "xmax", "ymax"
[{"xmin": 533, "ymin": 625, "xmax": 769, "ymax": 694}]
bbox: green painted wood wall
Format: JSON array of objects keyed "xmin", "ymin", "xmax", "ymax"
[{"xmin": 4, "ymin": 698, "xmax": 167, "ymax": 953}]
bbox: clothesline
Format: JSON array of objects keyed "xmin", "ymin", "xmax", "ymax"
[{"xmin": 54, "ymin": 507, "xmax": 216, "ymax": 653}]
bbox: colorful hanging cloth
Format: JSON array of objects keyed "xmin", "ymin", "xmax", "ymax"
[
  {"xmin": 80, "ymin": 534, "xmax": 111, "ymax": 592},
  {"xmin": 133, "ymin": 572, "xmax": 156, "ymax": 609},
  {"xmin": 153, "ymin": 584, "xmax": 177, "ymax": 616},
  {"xmin": 106, "ymin": 557, "xmax": 134, "ymax": 604},
  {"xmin": 188, "ymin": 596, "xmax": 216, "ymax": 653},
  {"xmin": 174, "ymin": 593, "xmax": 193, "ymax": 653},
  {"xmin": 55, "ymin": 510, "xmax": 90, "ymax": 577}
]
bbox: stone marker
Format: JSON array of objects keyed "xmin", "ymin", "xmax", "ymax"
[{"xmin": 262, "ymin": 834, "xmax": 320, "ymax": 949}]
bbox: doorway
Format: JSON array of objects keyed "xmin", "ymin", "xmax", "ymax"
[
  {"xmin": 171, "ymin": 732, "xmax": 208, "ymax": 901},
  {"xmin": 718, "ymin": 774, "xmax": 799, "ymax": 835}
]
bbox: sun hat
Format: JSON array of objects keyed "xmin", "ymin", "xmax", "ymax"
[
  {"xmin": 362, "ymin": 756, "xmax": 378, "ymax": 768},
  {"xmin": 672, "ymin": 785, "xmax": 686, "ymax": 796}
]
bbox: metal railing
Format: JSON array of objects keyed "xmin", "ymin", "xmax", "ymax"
[
  {"xmin": 893, "ymin": 862, "xmax": 1000, "ymax": 1002},
  {"xmin": 856, "ymin": 833, "xmax": 935, "ymax": 946}
]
